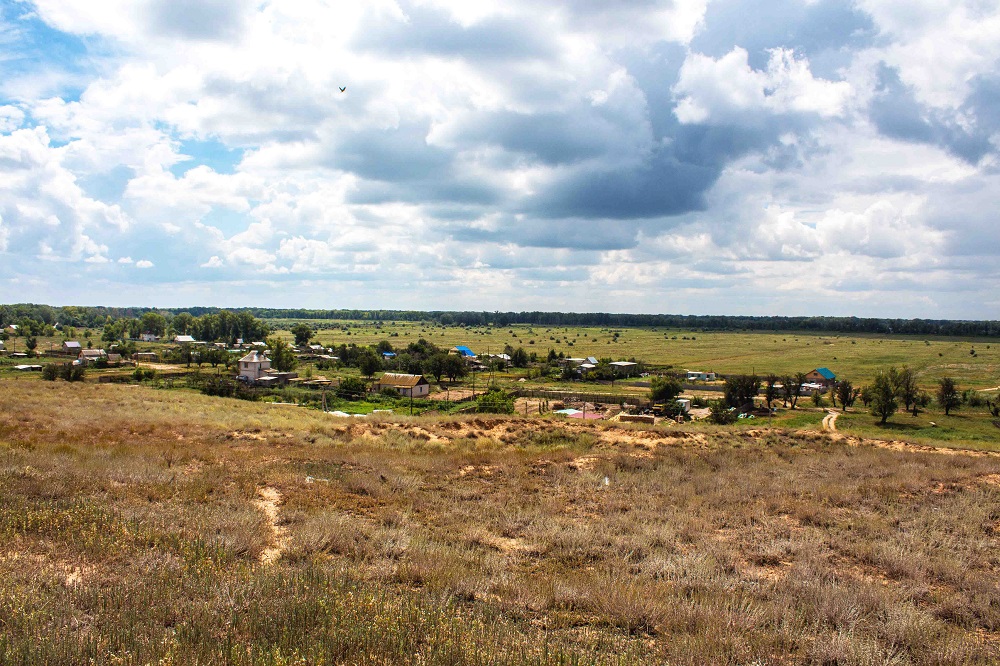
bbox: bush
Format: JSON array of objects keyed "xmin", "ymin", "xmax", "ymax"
[
  {"xmin": 811, "ymin": 391, "xmax": 825, "ymax": 407},
  {"xmin": 476, "ymin": 387, "xmax": 515, "ymax": 414},
  {"xmin": 41, "ymin": 364, "xmax": 59, "ymax": 381},
  {"xmin": 650, "ymin": 375, "xmax": 682, "ymax": 402},
  {"xmin": 337, "ymin": 376, "xmax": 368, "ymax": 400},
  {"xmin": 132, "ymin": 367, "xmax": 156, "ymax": 382},
  {"xmin": 708, "ymin": 399, "xmax": 738, "ymax": 424}
]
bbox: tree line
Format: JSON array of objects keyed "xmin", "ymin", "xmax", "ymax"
[{"xmin": 3, "ymin": 303, "xmax": 1000, "ymax": 338}]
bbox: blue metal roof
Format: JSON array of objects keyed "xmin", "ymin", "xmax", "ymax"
[
  {"xmin": 814, "ymin": 367, "xmax": 836, "ymax": 379},
  {"xmin": 454, "ymin": 345, "xmax": 476, "ymax": 357}
]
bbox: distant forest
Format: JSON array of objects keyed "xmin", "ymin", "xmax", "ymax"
[{"xmin": 2, "ymin": 303, "xmax": 999, "ymax": 338}]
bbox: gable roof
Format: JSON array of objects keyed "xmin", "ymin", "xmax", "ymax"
[
  {"xmin": 377, "ymin": 373, "xmax": 428, "ymax": 388},
  {"xmin": 813, "ymin": 367, "xmax": 836, "ymax": 380},
  {"xmin": 63, "ymin": 341, "xmax": 82, "ymax": 348},
  {"xmin": 239, "ymin": 350, "xmax": 269, "ymax": 364},
  {"xmin": 452, "ymin": 345, "xmax": 476, "ymax": 357},
  {"xmin": 174, "ymin": 335, "xmax": 196, "ymax": 343},
  {"xmin": 80, "ymin": 349, "xmax": 106, "ymax": 358}
]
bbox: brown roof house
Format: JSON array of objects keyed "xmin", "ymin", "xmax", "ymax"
[
  {"xmin": 78, "ymin": 349, "xmax": 108, "ymax": 366},
  {"xmin": 62, "ymin": 340, "xmax": 82, "ymax": 354},
  {"xmin": 237, "ymin": 350, "xmax": 270, "ymax": 382},
  {"xmin": 375, "ymin": 373, "xmax": 430, "ymax": 398}
]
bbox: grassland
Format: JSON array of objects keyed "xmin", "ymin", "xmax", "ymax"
[
  {"xmin": 264, "ymin": 320, "xmax": 1000, "ymax": 389},
  {"xmin": 3, "ymin": 381, "xmax": 1000, "ymax": 664}
]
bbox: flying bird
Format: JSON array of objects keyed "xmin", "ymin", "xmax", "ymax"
[{"xmin": 339, "ymin": 86, "xmax": 346, "ymax": 92}]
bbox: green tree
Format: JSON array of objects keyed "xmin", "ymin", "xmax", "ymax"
[
  {"xmin": 937, "ymin": 377, "xmax": 961, "ymax": 416},
  {"xmin": 510, "ymin": 347, "xmax": 529, "ymax": 368},
  {"xmin": 443, "ymin": 354, "xmax": 468, "ymax": 382},
  {"xmin": 171, "ymin": 312, "xmax": 195, "ymax": 336},
  {"xmin": 869, "ymin": 370, "xmax": 898, "ymax": 424},
  {"xmin": 336, "ymin": 376, "xmax": 367, "ymax": 400},
  {"xmin": 781, "ymin": 373, "xmax": 805, "ymax": 409},
  {"xmin": 424, "ymin": 353, "xmax": 448, "ymax": 382},
  {"xmin": 139, "ymin": 312, "xmax": 167, "ymax": 337},
  {"xmin": 892, "ymin": 366, "xmax": 919, "ymax": 415},
  {"xmin": 476, "ymin": 387, "xmax": 515, "ymax": 414},
  {"xmin": 24, "ymin": 336, "xmax": 37, "ymax": 356},
  {"xmin": 290, "ymin": 323, "xmax": 314, "ymax": 347},
  {"xmin": 358, "ymin": 349, "xmax": 382, "ymax": 378},
  {"xmin": 835, "ymin": 380, "xmax": 857, "ymax": 411},
  {"xmin": 650, "ymin": 375, "xmax": 682, "ymax": 403},
  {"xmin": 763, "ymin": 374, "xmax": 780, "ymax": 410},
  {"xmin": 724, "ymin": 374, "xmax": 760, "ymax": 412},
  {"xmin": 708, "ymin": 399, "xmax": 738, "ymax": 424},
  {"xmin": 266, "ymin": 337, "xmax": 298, "ymax": 372}
]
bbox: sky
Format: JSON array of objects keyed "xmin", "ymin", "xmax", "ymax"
[{"xmin": 0, "ymin": 0, "xmax": 999, "ymax": 318}]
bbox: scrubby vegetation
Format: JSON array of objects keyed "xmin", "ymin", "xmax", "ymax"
[{"xmin": 2, "ymin": 382, "xmax": 999, "ymax": 664}]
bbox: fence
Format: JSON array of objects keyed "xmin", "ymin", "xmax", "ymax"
[{"xmin": 512, "ymin": 389, "xmax": 649, "ymax": 408}]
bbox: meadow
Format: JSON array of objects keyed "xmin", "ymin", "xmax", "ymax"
[
  {"xmin": 3, "ymin": 381, "xmax": 1000, "ymax": 664},
  {"xmin": 269, "ymin": 320, "xmax": 1000, "ymax": 389}
]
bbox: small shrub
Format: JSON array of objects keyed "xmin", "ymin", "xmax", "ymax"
[{"xmin": 708, "ymin": 399, "xmax": 738, "ymax": 424}]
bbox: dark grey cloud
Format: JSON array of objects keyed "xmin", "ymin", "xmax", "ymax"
[
  {"xmin": 149, "ymin": 0, "xmax": 252, "ymax": 41},
  {"xmin": 869, "ymin": 63, "xmax": 993, "ymax": 164},
  {"xmin": 692, "ymin": 0, "xmax": 876, "ymax": 72},
  {"xmin": 352, "ymin": 5, "xmax": 554, "ymax": 61}
]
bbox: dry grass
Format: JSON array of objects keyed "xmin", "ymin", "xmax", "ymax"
[{"xmin": 2, "ymin": 381, "xmax": 1000, "ymax": 664}]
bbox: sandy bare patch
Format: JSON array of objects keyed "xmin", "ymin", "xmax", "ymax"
[{"xmin": 255, "ymin": 486, "xmax": 289, "ymax": 565}]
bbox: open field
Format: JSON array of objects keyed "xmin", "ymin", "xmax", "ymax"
[
  {"xmin": 259, "ymin": 321, "xmax": 1000, "ymax": 389},
  {"xmin": 3, "ymin": 382, "xmax": 1000, "ymax": 664}
]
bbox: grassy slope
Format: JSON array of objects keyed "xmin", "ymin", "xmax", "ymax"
[{"xmin": 3, "ymin": 382, "xmax": 1000, "ymax": 664}]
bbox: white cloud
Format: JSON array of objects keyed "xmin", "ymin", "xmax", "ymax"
[
  {"xmin": 673, "ymin": 47, "xmax": 852, "ymax": 124},
  {"xmin": 0, "ymin": 0, "xmax": 996, "ymax": 317},
  {"xmin": 0, "ymin": 105, "xmax": 23, "ymax": 132}
]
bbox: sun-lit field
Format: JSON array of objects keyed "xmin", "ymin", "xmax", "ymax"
[
  {"xmin": 3, "ymin": 382, "xmax": 1000, "ymax": 664},
  {"xmin": 264, "ymin": 321, "xmax": 1000, "ymax": 389}
]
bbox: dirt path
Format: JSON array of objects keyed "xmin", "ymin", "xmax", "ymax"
[
  {"xmin": 255, "ymin": 487, "xmax": 288, "ymax": 565},
  {"xmin": 822, "ymin": 410, "xmax": 839, "ymax": 432}
]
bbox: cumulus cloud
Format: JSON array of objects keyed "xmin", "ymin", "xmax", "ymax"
[{"xmin": 0, "ymin": 0, "xmax": 997, "ymax": 316}]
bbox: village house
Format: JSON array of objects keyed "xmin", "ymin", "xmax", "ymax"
[
  {"xmin": 805, "ymin": 367, "xmax": 836, "ymax": 388},
  {"xmin": 237, "ymin": 350, "xmax": 270, "ymax": 382},
  {"xmin": 62, "ymin": 340, "xmax": 82, "ymax": 354},
  {"xmin": 140, "ymin": 332, "xmax": 160, "ymax": 342},
  {"xmin": 375, "ymin": 373, "xmax": 431, "ymax": 398},
  {"xmin": 686, "ymin": 371, "xmax": 717, "ymax": 381},
  {"xmin": 78, "ymin": 349, "xmax": 108, "ymax": 366},
  {"xmin": 449, "ymin": 345, "xmax": 477, "ymax": 359},
  {"xmin": 173, "ymin": 335, "xmax": 196, "ymax": 343}
]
